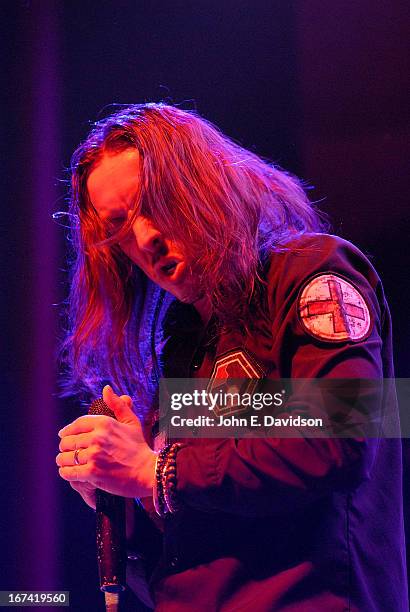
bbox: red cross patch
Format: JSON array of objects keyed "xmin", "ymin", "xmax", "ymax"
[
  {"xmin": 207, "ymin": 349, "xmax": 264, "ymax": 417},
  {"xmin": 298, "ymin": 273, "xmax": 372, "ymax": 342}
]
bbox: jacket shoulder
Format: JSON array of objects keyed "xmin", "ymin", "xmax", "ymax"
[
  {"xmin": 266, "ymin": 233, "xmax": 380, "ymax": 289},
  {"xmin": 265, "ymin": 233, "xmax": 385, "ymax": 340}
]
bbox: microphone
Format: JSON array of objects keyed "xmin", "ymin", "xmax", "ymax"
[{"xmin": 89, "ymin": 398, "xmax": 126, "ymax": 611}]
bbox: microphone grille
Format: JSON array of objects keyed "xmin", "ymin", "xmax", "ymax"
[{"xmin": 88, "ymin": 397, "xmax": 116, "ymax": 419}]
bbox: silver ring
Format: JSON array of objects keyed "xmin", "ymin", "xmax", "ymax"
[{"xmin": 73, "ymin": 448, "xmax": 81, "ymax": 466}]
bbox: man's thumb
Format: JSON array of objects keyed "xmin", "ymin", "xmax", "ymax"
[{"xmin": 102, "ymin": 385, "xmax": 137, "ymax": 425}]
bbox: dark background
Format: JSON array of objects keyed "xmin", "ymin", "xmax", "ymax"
[{"xmin": 1, "ymin": 1, "xmax": 409, "ymax": 610}]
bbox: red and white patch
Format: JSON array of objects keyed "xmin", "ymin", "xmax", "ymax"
[
  {"xmin": 207, "ymin": 349, "xmax": 264, "ymax": 417},
  {"xmin": 298, "ymin": 273, "xmax": 372, "ymax": 342}
]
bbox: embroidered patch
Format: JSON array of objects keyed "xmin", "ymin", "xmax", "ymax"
[
  {"xmin": 298, "ymin": 273, "xmax": 372, "ymax": 342},
  {"xmin": 207, "ymin": 349, "xmax": 264, "ymax": 417}
]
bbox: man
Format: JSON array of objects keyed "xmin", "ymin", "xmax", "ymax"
[{"xmin": 56, "ymin": 103, "xmax": 408, "ymax": 611}]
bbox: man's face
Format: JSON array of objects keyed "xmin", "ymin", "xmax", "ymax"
[{"xmin": 86, "ymin": 149, "xmax": 201, "ymax": 304}]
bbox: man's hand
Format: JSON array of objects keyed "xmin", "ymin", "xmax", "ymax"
[
  {"xmin": 56, "ymin": 385, "xmax": 156, "ymax": 501},
  {"xmin": 69, "ymin": 481, "xmax": 97, "ymax": 509}
]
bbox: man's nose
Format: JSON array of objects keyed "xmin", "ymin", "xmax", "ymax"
[{"xmin": 132, "ymin": 215, "xmax": 165, "ymax": 254}]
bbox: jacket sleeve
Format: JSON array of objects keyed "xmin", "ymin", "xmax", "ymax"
[{"xmin": 174, "ymin": 234, "xmax": 389, "ymax": 517}]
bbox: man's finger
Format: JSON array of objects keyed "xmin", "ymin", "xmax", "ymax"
[
  {"xmin": 70, "ymin": 481, "xmax": 95, "ymax": 494},
  {"xmin": 56, "ymin": 448, "xmax": 88, "ymax": 468},
  {"xmin": 58, "ymin": 465, "xmax": 92, "ymax": 482},
  {"xmin": 58, "ymin": 415, "xmax": 107, "ymax": 438},
  {"xmin": 102, "ymin": 385, "xmax": 139, "ymax": 426},
  {"xmin": 59, "ymin": 432, "xmax": 92, "ymax": 452}
]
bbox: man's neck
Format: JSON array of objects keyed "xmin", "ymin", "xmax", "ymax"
[{"xmin": 191, "ymin": 293, "xmax": 213, "ymax": 326}]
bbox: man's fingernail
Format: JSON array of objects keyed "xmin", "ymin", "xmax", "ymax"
[{"xmin": 103, "ymin": 384, "xmax": 113, "ymax": 394}]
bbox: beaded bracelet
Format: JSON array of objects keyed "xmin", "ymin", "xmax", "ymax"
[
  {"xmin": 153, "ymin": 444, "xmax": 171, "ymax": 516},
  {"xmin": 153, "ymin": 443, "xmax": 183, "ymax": 517},
  {"xmin": 161, "ymin": 443, "xmax": 183, "ymax": 514}
]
